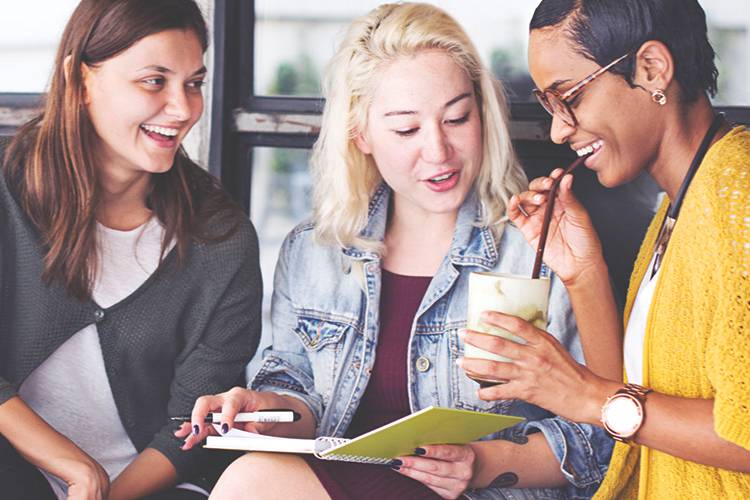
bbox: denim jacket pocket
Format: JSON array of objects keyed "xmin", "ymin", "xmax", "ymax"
[
  {"xmin": 294, "ymin": 314, "xmax": 350, "ymax": 351},
  {"xmin": 293, "ymin": 313, "xmax": 356, "ymax": 408},
  {"xmin": 448, "ymin": 328, "xmax": 514, "ymax": 419}
]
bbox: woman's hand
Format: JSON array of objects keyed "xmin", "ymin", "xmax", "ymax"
[
  {"xmin": 58, "ymin": 456, "xmax": 110, "ymax": 500},
  {"xmin": 0, "ymin": 397, "xmax": 110, "ymax": 500},
  {"xmin": 175, "ymin": 387, "xmax": 299, "ymax": 449},
  {"xmin": 509, "ymin": 170, "xmax": 604, "ymax": 286},
  {"xmin": 458, "ymin": 312, "xmax": 617, "ymax": 425},
  {"xmin": 393, "ymin": 444, "xmax": 475, "ymax": 499}
]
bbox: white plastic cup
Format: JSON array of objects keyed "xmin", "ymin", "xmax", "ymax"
[{"xmin": 464, "ymin": 272, "xmax": 550, "ymax": 385}]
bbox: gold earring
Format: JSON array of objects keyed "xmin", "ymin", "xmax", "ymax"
[{"xmin": 651, "ymin": 89, "xmax": 667, "ymax": 106}]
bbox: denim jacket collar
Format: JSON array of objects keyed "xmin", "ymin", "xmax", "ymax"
[
  {"xmin": 343, "ymin": 183, "xmax": 502, "ymax": 270},
  {"xmin": 252, "ymin": 183, "xmax": 609, "ymax": 498}
]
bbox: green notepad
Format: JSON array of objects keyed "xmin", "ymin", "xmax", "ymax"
[
  {"xmin": 205, "ymin": 406, "xmax": 524, "ymax": 464},
  {"xmin": 320, "ymin": 406, "xmax": 524, "ymax": 462}
]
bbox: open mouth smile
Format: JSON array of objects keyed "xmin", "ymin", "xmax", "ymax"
[
  {"xmin": 574, "ymin": 139, "xmax": 603, "ymax": 157},
  {"xmin": 140, "ymin": 124, "xmax": 180, "ymax": 148}
]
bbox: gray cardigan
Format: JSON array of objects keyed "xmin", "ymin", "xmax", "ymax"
[{"xmin": 0, "ymin": 153, "xmax": 262, "ymax": 479}]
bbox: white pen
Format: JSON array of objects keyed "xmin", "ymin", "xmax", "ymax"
[{"xmin": 170, "ymin": 409, "xmax": 301, "ymax": 423}]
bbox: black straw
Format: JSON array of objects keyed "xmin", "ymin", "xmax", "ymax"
[{"xmin": 531, "ymin": 154, "xmax": 590, "ymax": 279}]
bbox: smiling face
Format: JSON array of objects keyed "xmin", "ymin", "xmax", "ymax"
[
  {"xmin": 355, "ymin": 49, "xmax": 482, "ymax": 219},
  {"xmin": 528, "ymin": 29, "xmax": 663, "ymax": 187},
  {"xmin": 83, "ymin": 28, "xmax": 206, "ymax": 184}
]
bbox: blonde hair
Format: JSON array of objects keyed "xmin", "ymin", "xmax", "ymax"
[{"xmin": 311, "ymin": 2, "xmax": 527, "ymax": 252}]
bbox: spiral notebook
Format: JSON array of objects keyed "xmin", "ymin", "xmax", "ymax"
[{"xmin": 204, "ymin": 406, "xmax": 524, "ymax": 464}]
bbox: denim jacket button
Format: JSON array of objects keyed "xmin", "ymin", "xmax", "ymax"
[
  {"xmin": 416, "ymin": 356, "xmax": 431, "ymax": 372},
  {"xmin": 94, "ymin": 309, "xmax": 105, "ymax": 322}
]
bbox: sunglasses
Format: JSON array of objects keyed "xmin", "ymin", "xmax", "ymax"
[{"xmin": 533, "ymin": 52, "xmax": 631, "ymax": 127}]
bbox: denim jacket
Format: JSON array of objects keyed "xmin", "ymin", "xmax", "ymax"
[{"xmin": 250, "ymin": 185, "xmax": 613, "ymax": 499}]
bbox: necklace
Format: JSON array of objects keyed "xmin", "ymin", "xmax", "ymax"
[{"xmin": 651, "ymin": 113, "xmax": 727, "ymax": 279}]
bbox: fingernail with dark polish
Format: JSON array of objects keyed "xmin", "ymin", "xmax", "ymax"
[
  {"xmin": 489, "ymin": 472, "xmax": 519, "ymax": 488},
  {"xmin": 390, "ymin": 465, "xmax": 401, "ymax": 471},
  {"xmin": 221, "ymin": 423, "xmax": 229, "ymax": 434},
  {"xmin": 390, "ymin": 459, "xmax": 403, "ymax": 467},
  {"xmin": 192, "ymin": 425, "xmax": 200, "ymax": 436},
  {"xmin": 414, "ymin": 447, "xmax": 426, "ymax": 455}
]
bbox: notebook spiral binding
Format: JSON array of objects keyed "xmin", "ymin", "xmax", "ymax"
[{"xmin": 313, "ymin": 436, "xmax": 392, "ymax": 465}]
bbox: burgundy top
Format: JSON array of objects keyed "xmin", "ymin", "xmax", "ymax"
[{"xmin": 304, "ymin": 269, "xmax": 440, "ymax": 500}]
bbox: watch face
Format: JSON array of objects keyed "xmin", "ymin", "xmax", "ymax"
[{"xmin": 602, "ymin": 394, "xmax": 643, "ymax": 436}]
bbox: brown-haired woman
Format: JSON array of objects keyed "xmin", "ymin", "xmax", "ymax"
[{"xmin": 0, "ymin": 1, "xmax": 262, "ymax": 499}]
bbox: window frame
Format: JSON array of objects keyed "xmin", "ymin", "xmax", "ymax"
[
  {"xmin": 211, "ymin": 0, "xmax": 750, "ymax": 212},
  {"xmin": 0, "ymin": 93, "xmax": 41, "ymax": 135},
  {"xmin": 2, "ymin": 0, "xmax": 750, "ymax": 214}
]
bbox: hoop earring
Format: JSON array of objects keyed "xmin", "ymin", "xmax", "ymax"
[{"xmin": 652, "ymin": 89, "xmax": 667, "ymax": 106}]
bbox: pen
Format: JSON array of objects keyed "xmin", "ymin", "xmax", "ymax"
[{"xmin": 170, "ymin": 409, "xmax": 301, "ymax": 424}]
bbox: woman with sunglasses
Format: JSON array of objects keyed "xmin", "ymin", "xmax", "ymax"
[{"xmin": 460, "ymin": 0, "xmax": 750, "ymax": 498}]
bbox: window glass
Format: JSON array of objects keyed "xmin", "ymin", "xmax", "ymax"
[
  {"xmin": 707, "ymin": 4, "xmax": 750, "ymax": 105},
  {"xmin": 0, "ymin": 1, "xmax": 79, "ymax": 92},
  {"xmin": 254, "ymin": 0, "xmax": 538, "ymax": 101},
  {"xmin": 247, "ymin": 146, "xmax": 313, "ymax": 377},
  {"xmin": 0, "ymin": 1, "xmax": 214, "ymax": 162},
  {"xmin": 254, "ymin": 0, "xmax": 750, "ymax": 105},
  {"xmin": 250, "ymin": 146, "xmax": 313, "ymax": 258}
]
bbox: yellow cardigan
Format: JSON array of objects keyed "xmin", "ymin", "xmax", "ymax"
[{"xmin": 594, "ymin": 126, "xmax": 750, "ymax": 499}]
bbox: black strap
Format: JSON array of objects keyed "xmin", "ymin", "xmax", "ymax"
[
  {"xmin": 650, "ymin": 113, "xmax": 727, "ymax": 279},
  {"xmin": 668, "ymin": 113, "xmax": 726, "ymax": 219}
]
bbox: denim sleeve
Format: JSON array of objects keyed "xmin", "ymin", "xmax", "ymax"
[
  {"xmin": 546, "ymin": 268, "xmax": 584, "ymax": 363},
  {"xmin": 520, "ymin": 418, "xmax": 614, "ymax": 499},
  {"xmin": 247, "ymin": 231, "xmax": 325, "ymax": 429}
]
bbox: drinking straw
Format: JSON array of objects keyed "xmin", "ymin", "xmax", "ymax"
[{"xmin": 531, "ymin": 153, "xmax": 591, "ymax": 279}]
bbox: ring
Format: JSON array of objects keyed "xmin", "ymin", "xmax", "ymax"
[{"xmin": 518, "ymin": 205, "xmax": 530, "ymax": 217}]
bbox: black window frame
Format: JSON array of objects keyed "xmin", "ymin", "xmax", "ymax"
[
  {"xmin": 211, "ymin": 0, "xmax": 750, "ymax": 213},
  {"xmin": 210, "ymin": 0, "xmax": 575, "ymax": 213},
  {"xmin": 2, "ymin": 0, "xmax": 750, "ymax": 214}
]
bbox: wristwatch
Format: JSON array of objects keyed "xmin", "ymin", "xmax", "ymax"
[{"xmin": 600, "ymin": 383, "xmax": 652, "ymax": 442}]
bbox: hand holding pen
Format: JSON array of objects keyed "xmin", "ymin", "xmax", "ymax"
[
  {"xmin": 175, "ymin": 387, "xmax": 310, "ymax": 450},
  {"xmin": 171, "ymin": 409, "xmax": 300, "ymax": 424}
]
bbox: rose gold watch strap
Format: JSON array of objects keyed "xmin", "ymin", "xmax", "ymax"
[{"xmin": 619, "ymin": 383, "xmax": 652, "ymax": 403}]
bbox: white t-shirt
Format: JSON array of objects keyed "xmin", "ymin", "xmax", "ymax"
[
  {"xmin": 18, "ymin": 218, "xmax": 184, "ymax": 498},
  {"xmin": 623, "ymin": 253, "xmax": 661, "ymax": 385}
]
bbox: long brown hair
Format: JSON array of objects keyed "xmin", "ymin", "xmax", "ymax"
[{"xmin": 3, "ymin": 0, "xmax": 242, "ymax": 301}]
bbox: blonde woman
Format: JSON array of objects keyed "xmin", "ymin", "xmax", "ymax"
[{"xmin": 181, "ymin": 3, "xmax": 612, "ymax": 499}]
